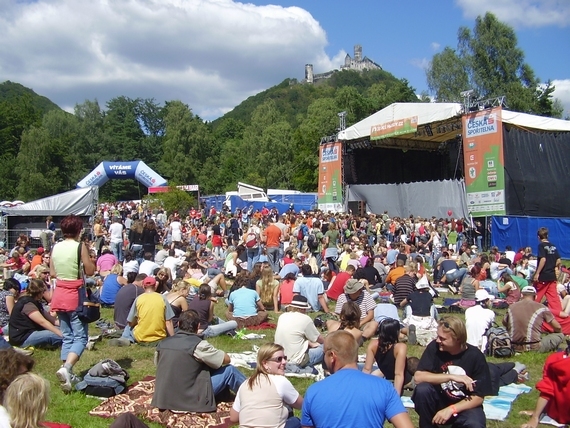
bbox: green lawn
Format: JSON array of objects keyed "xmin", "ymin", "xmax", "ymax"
[{"xmin": 32, "ymin": 297, "xmax": 550, "ymax": 427}]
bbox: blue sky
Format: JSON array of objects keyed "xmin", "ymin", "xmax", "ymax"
[
  {"xmin": 0, "ymin": 0, "xmax": 568, "ymax": 119},
  {"xmin": 249, "ymin": 0, "xmax": 570, "ymax": 115}
]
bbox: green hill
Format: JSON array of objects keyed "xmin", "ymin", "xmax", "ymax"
[
  {"xmin": 212, "ymin": 68, "xmax": 410, "ymax": 129},
  {"xmin": 0, "ymin": 80, "xmax": 61, "ymax": 114}
]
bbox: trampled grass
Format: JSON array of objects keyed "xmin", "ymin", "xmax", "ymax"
[{"xmin": 32, "ymin": 298, "xmax": 551, "ymax": 428}]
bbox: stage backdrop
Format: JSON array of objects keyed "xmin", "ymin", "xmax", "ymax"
[
  {"xmin": 317, "ymin": 142, "xmax": 343, "ymax": 212},
  {"xmin": 491, "ymin": 216, "xmax": 570, "ymax": 259},
  {"xmin": 462, "ymin": 107, "xmax": 506, "ymax": 217}
]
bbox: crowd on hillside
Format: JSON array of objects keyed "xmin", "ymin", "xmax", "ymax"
[{"xmin": 0, "ymin": 203, "xmax": 567, "ymax": 427}]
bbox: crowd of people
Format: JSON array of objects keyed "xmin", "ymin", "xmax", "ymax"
[{"xmin": 0, "ymin": 201, "xmax": 568, "ymax": 427}]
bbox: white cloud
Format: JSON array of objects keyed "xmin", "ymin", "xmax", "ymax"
[
  {"xmin": 456, "ymin": 0, "xmax": 570, "ymax": 28},
  {"xmin": 410, "ymin": 58, "xmax": 430, "ymax": 70},
  {"xmin": 552, "ymin": 79, "xmax": 570, "ymax": 118},
  {"xmin": 431, "ymin": 42, "xmax": 441, "ymax": 51},
  {"xmin": 0, "ymin": 0, "xmax": 335, "ymax": 119}
]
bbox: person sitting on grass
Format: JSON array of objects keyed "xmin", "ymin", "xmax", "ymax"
[
  {"xmin": 226, "ymin": 271, "xmax": 268, "ymax": 329},
  {"xmin": 151, "ymin": 309, "xmax": 246, "ymax": 413},
  {"xmin": 187, "ymin": 284, "xmax": 238, "ymax": 338},
  {"xmin": 273, "ymin": 272, "xmax": 296, "ymax": 313},
  {"xmin": 325, "ymin": 301, "xmax": 362, "ymax": 343},
  {"xmin": 110, "ymin": 276, "xmax": 175, "ymax": 346},
  {"xmin": 4, "ymin": 372, "xmax": 71, "ymax": 428},
  {"xmin": 8, "ymin": 279, "xmax": 62, "ymax": 349},
  {"xmin": 363, "ymin": 318, "xmax": 413, "ymax": 396},
  {"xmin": 274, "ymin": 295, "xmax": 325, "ymax": 368},
  {"xmin": 334, "ymin": 279, "xmax": 378, "ymax": 345},
  {"xmin": 230, "ymin": 343, "xmax": 304, "ymax": 428}
]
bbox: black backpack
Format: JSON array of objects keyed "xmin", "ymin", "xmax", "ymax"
[
  {"xmin": 484, "ymin": 325, "xmax": 514, "ymax": 358},
  {"xmin": 307, "ymin": 231, "xmax": 319, "ymax": 251}
]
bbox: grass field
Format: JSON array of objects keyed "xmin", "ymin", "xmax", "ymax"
[{"xmin": 31, "ymin": 295, "xmax": 551, "ymax": 428}]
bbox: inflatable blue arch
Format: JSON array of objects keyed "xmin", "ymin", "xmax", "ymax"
[{"xmin": 76, "ymin": 161, "xmax": 167, "ymax": 188}]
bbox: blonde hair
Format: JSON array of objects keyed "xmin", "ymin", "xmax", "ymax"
[
  {"xmin": 111, "ymin": 263, "xmax": 123, "ymax": 275},
  {"xmin": 171, "ymin": 279, "xmax": 191, "ymax": 293},
  {"xmin": 5, "ymin": 373, "xmax": 50, "ymax": 428},
  {"xmin": 259, "ymin": 266, "xmax": 275, "ymax": 305},
  {"xmin": 247, "ymin": 343, "xmax": 284, "ymax": 390}
]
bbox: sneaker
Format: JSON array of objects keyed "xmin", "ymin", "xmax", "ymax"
[
  {"xmin": 408, "ymin": 325, "xmax": 417, "ymax": 345},
  {"xmin": 56, "ymin": 366, "xmax": 81, "ymax": 393},
  {"xmin": 108, "ymin": 338, "xmax": 131, "ymax": 347}
]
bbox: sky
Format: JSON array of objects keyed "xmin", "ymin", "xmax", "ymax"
[{"xmin": 1, "ymin": 0, "xmax": 568, "ymax": 120}]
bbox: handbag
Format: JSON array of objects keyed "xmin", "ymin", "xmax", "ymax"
[{"xmin": 75, "ymin": 242, "xmax": 101, "ymax": 323}]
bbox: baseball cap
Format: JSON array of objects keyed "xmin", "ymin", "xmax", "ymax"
[
  {"xmin": 475, "ymin": 289, "xmax": 491, "ymax": 302},
  {"xmin": 522, "ymin": 285, "xmax": 537, "ymax": 294},
  {"xmin": 142, "ymin": 277, "xmax": 157, "ymax": 287}
]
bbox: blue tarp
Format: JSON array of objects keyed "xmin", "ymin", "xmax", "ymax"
[{"xmin": 491, "ymin": 216, "xmax": 570, "ymax": 259}]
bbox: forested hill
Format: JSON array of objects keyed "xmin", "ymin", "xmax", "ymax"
[
  {"xmin": 0, "ymin": 69, "xmax": 421, "ymax": 202},
  {"xmin": 212, "ymin": 68, "xmax": 417, "ymax": 129},
  {"xmin": 0, "ymin": 81, "xmax": 61, "ymax": 114}
]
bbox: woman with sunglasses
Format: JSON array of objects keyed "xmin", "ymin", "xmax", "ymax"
[{"xmin": 230, "ymin": 343, "xmax": 303, "ymax": 428}]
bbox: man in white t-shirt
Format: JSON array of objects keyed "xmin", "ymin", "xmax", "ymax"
[
  {"xmin": 108, "ymin": 217, "xmax": 125, "ymax": 262},
  {"xmin": 163, "ymin": 249, "xmax": 182, "ymax": 280},
  {"xmin": 274, "ymin": 295, "xmax": 324, "ymax": 367},
  {"xmin": 139, "ymin": 252, "xmax": 160, "ymax": 277},
  {"xmin": 465, "ymin": 289, "xmax": 495, "ymax": 352}
]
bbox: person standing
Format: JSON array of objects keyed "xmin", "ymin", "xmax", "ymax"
[
  {"xmin": 263, "ymin": 219, "xmax": 282, "ymax": 275},
  {"xmin": 301, "ymin": 330, "xmax": 413, "ymax": 428},
  {"xmin": 533, "ymin": 227, "xmax": 567, "ymax": 319},
  {"xmin": 108, "ymin": 217, "xmax": 125, "ymax": 262},
  {"xmin": 51, "ymin": 215, "xmax": 96, "ymax": 393}
]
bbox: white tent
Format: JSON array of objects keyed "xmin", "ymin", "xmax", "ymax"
[
  {"xmin": 338, "ymin": 102, "xmax": 570, "ymax": 142},
  {"xmin": 2, "ymin": 186, "xmax": 98, "ymax": 217}
]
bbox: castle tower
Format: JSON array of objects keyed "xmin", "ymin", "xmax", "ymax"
[
  {"xmin": 344, "ymin": 53, "xmax": 351, "ymax": 67},
  {"xmin": 354, "ymin": 44, "xmax": 362, "ymax": 62},
  {"xmin": 305, "ymin": 64, "xmax": 314, "ymax": 83}
]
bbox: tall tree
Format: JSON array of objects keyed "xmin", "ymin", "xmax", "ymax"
[{"xmin": 426, "ymin": 12, "xmax": 562, "ymax": 117}]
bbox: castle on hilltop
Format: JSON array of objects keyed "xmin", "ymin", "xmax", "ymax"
[{"xmin": 304, "ymin": 45, "xmax": 382, "ymax": 84}]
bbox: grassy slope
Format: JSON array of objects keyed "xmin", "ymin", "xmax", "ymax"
[{"xmin": 33, "ymin": 297, "xmax": 548, "ymax": 428}]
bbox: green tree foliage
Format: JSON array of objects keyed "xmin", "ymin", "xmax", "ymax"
[
  {"xmin": 143, "ymin": 186, "xmax": 196, "ymax": 215},
  {"xmin": 1, "ymin": 68, "xmax": 423, "ymax": 200},
  {"xmin": 426, "ymin": 12, "xmax": 562, "ymax": 118}
]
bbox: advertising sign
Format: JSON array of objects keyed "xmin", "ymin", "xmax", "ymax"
[
  {"xmin": 317, "ymin": 142, "xmax": 344, "ymax": 212},
  {"xmin": 462, "ymin": 107, "xmax": 506, "ymax": 216},
  {"xmin": 77, "ymin": 161, "xmax": 167, "ymax": 188},
  {"xmin": 370, "ymin": 116, "xmax": 418, "ymax": 140}
]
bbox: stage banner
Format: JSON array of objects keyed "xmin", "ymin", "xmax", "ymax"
[
  {"xmin": 370, "ymin": 116, "xmax": 418, "ymax": 140},
  {"xmin": 462, "ymin": 106, "xmax": 506, "ymax": 216},
  {"xmin": 317, "ymin": 142, "xmax": 343, "ymax": 212}
]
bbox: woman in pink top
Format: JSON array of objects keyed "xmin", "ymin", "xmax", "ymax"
[{"xmin": 96, "ymin": 248, "xmax": 118, "ymax": 276}]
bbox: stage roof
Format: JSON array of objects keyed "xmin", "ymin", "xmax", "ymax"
[{"xmin": 338, "ymin": 102, "xmax": 570, "ymax": 150}]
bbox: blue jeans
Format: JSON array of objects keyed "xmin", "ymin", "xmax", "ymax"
[
  {"xmin": 58, "ymin": 311, "xmax": 88, "ymax": 360},
  {"xmin": 246, "ymin": 247, "xmax": 260, "ymax": 272},
  {"xmin": 203, "ymin": 320, "xmax": 238, "ymax": 338},
  {"xmin": 210, "ymin": 365, "xmax": 246, "ymax": 395},
  {"xmin": 480, "ymin": 280, "xmax": 499, "ymax": 295},
  {"xmin": 110, "ymin": 241, "xmax": 123, "ymax": 262},
  {"xmin": 121, "ymin": 325, "xmax": 136, "ymax": 343},
  {"xmin": 267, "ymin": 247, "xmax": 280, "ymax": 274},
  {"xmin": 0, "ymin": 336, "xmax": 10, "ymax": 350},
  {"xmin": 445, "ymin": 268, "xmax": 467, "ymax": 284},
  {"xmin": 21, "ymin": 329, "xmax": 63, "ymax": 348},
  {"xmin": 476, "ymin": 235, "xmax": 483, "ymax": 252},
  {"xmin": 307, "ymin": 344, "xmax": 324, "ymax": 366}
]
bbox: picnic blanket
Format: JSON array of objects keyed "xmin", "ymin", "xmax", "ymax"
[
  {"xmin": 90, "ymin": 377, "xmax": 232, "ymax": 428},
  {"xmin": 400, "ymin": 383, "xmax": 531, "ymax": 421},
  {"xmin": 229, "ymin": 349, "xmax": 325, "ymax": 380}
]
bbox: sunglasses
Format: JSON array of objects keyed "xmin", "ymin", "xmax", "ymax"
[
  {"xmin": 267, "ymin": 355, "xmax": 288, "ymax": 363},
  {"xmin": 440, "ymin": 320, "xmax": 457, "ymax": 335}
]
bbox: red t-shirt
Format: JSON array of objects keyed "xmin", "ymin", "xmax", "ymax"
[
  {"xmin": 327, "ymin": 271, "xmax": 351, "ymax": 300},
  {"xmin": 212, "ymin": 235, "xmax": 223, "ymax": 247},
  {"xmin": 279, "ymin": 279, "xmax": 295, "ymax": 306}
]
